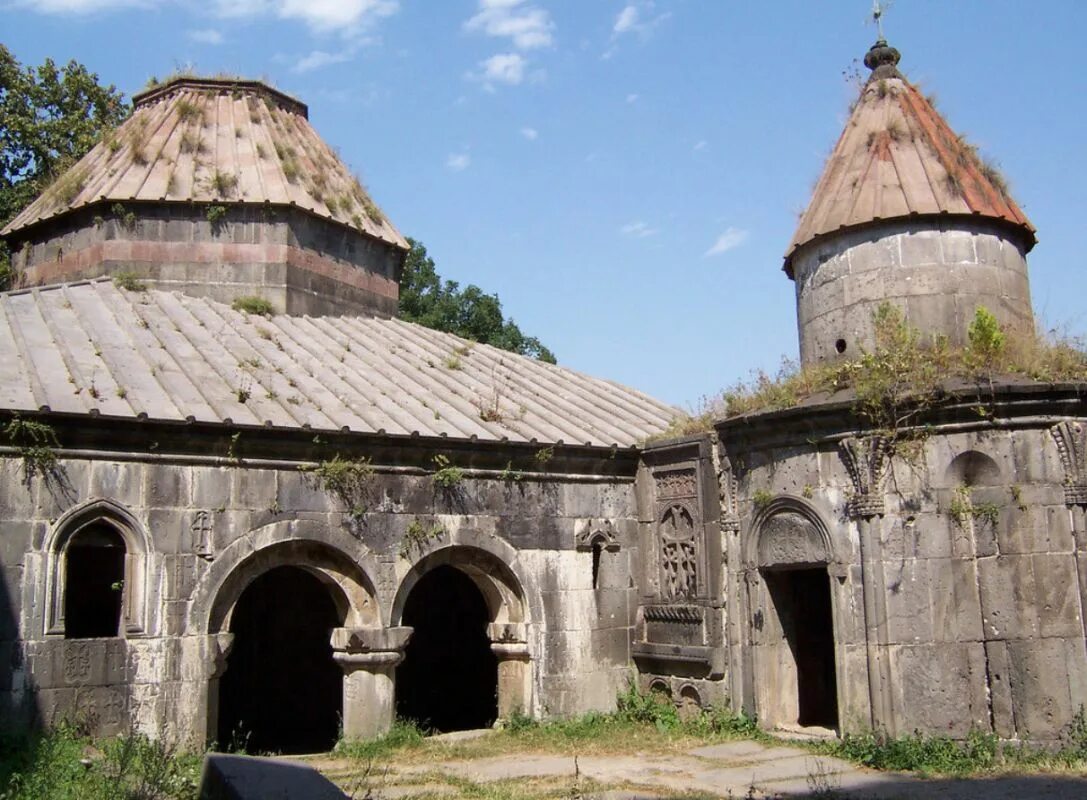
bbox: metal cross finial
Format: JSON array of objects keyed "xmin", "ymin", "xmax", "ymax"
[{"xmin": 871, "ymin": 0, "xmax": 892, "ymax": 40}]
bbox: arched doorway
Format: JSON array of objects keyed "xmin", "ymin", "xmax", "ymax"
[
  {"xmin": 396, "ymin": 565, "xmax": 498, "ymax": 732},
  {"xmin": 217, "ymin": 566, "xmax": 344, "ymax": 753},
  {"xmin": 750, "ymin": 502, "xmax": 840, "ymax": 731}
]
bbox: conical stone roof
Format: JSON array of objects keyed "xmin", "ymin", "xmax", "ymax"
[
  {"xmin": 784, "ymin": 40, "xmax": 1035, "ymax": 276},
  {"xmin": 2, "ymin": 77, "xmax": 407, "ymax": 251}
]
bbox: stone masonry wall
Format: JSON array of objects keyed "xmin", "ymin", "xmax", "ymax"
[
  {"xmin": 718, "ymin": 408, "xmax": 1087, "ymax": 743},
  {"xmin": 0, "ymin": 446, "xmax": 640, "ymax": 743},
  {"xmin": 8, "ymin": 204, "xmax": 402, "ymax": 317}
]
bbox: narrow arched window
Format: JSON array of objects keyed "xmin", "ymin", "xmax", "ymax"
[{"xmin": 64, "ymin": 523, "xmax": 126, "ymax": 638}]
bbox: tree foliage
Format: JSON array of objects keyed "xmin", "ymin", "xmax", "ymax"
[
  {"xmin": 0, "ymin": 46, "xmax": 129, "ymax": 288},
  {"xmin": 399, "ymin": 237, "xmax": 557, "ymax": 363}
]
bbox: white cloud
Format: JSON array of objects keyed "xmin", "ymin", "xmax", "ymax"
[
  {"xmin": 187, "ymin": 28, "xmax": 225, "ymax": 45},
  {"xmin": 464, "ymin": 0, "xmax": 554, "ymax": 50},
  {"xmin": 213, "ymin": 0, "xmax": 397, "ymax": 36},
  {"xmin": 447, "ymin": 153, "xmax": 471, "ymax": 172},
  {"xmin": 613, "ymin": 5, "xmax": 640, "ymax": 34},
  {"xmin": 704, "ymin": 227, "xmax": 749, "ymax": 257},
  {"xmin": 604, "ymin": 1, "xmax": 671, "ymax": 59},
  {"xmin": 12, "ymin": 0, "xmax": 153, "ymax": 12},
  {"xmin": 693, "ymin": 139, "xmax": 708, "ymax": 152},
  {"xmin": 520, "ymin": 127, "xmax": 539, "ymax": 141},
  {"xmin": 626, "ymin": 93, "xmax": 639, "ymax": 104},
  {"xmin": 621, "ymin": 221, "xmax": 659, "ymax": 238},
  {"xmin": 292, "ymin": 49, "xmax": 354, "ymax": 72},
  {"xmin": 473, "ymin": 52, "xmax": 527, "ymax": 87}
]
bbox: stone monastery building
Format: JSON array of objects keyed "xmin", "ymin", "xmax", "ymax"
[{"xmin": 1, "ymin": 37, "xmax": 1085, "ymax": 752}]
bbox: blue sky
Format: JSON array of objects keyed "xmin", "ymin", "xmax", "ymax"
[{"xmin": 5, "ymin": 1, "xmax": 1086, "ymax": 407}]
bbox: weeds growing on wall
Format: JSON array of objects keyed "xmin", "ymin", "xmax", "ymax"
[
  {"xmin": 0, "ymin": 724, "xmax": 200, "ymax": 800},
  {"xmin": 300, "ymin": 455, "xmax": 375, "ymax": 518},
  {"xmin": 661, "ymin": 304, "xmax": 1087, "ymax": 440},
  {"xmin": 4, "ymin": 415, "xmax": 60, "ymax": 485},
  {"xmin": 431, "ymin": 454, "xmax": 464, "ymax": 489}
]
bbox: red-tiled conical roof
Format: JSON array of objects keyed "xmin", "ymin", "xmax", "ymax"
[
  {"xmin": 784, "ymin": 41, "xmax": 1035, "ymax": 276},
  {"xmin": 2, "ymin": 77, "xmax": 407, "ymax": 250}
]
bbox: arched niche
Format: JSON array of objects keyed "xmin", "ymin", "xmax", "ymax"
[
  {"xmin": 946, "ymin": 450, "xmax": 1001, "ymax": 487},
  {"xmin": 45, "ymin": 498, "xmax": 151, "ymax": 637},
  {"xmin": 748, "ymin": 496, "xmax": 836, "ymax": 570}
]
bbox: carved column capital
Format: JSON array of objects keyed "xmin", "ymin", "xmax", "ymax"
[
  {"xmin": 330, "ymin": 627, "xmax": 412, "ymax": 674},
  {"xmin": 1051, "ymin": 420, "xmax": 1087, "ymax": 507},
  {"xmin": 839, "ymin": 435, "xmax": 893, "ymax": 520}
]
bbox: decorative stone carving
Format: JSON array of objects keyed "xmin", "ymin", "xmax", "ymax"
[
  {"xmin": 660, "ymin": 504, "xmax": 697, "ymax": 601},
  {"xmin": 63, "ymin": 643, "xmax": 92, "ymax": 684},
  {"xmin": 190, "ymin": 510, "xmax": 215, "ymax": 560},
  {"xmin": 717, "ymin": 452, "xmax": 740, "ymax": 534},
  {"xmin": 655, "ymin": 468, "xmax": 697, "ymax": 501},
  {"xmin": 757, "ymin": 511, "xmax": 828, "ymax": 567},
  {"xmin": 644, "ymin": 604, "xmax": 702, "ymax": 624},
  {"xmin": 575, "ymin": 520, "xmax": 620, "ymax": 552},
  {"xmin": 1051, "ymin": 420, "xmax": 1087, "ymax": 506},
  {"xmin": 839, "ymin": 435, "xmax": 893, "ymax": 519}
]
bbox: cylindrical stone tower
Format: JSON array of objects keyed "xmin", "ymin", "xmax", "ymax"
[{"xmin": 785, "ymin": 40, "xmax": 1037, "ymax": 366}]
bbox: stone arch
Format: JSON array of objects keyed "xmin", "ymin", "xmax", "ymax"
[
  {"xmin": 190, "ymin": 518, "xmax": 380, "ymax": 635},
  {"xmin": 392, "ymin": 542, "xmax": 535, "ymax": 725},
  {"xmin": 946, "ymin": 450, "xmax": 1001, "ymax": 487},
  {"xmin": 390, "ymin": 539, "xmax": 535, "ymax": 628},
  {"xmin": 45, "ymin": 497, "xmax": 151, "ymax": 637},
  {"xmin": 648, "ymin": 678, "xmax": 671, "ymax": 697},
  {"xmin": 747, "ymin": 495, "xmax": 839, "ymax": 570},
  {"xmin": 677, "ymin": 684, "xmax": 703, "ymax": 721}
]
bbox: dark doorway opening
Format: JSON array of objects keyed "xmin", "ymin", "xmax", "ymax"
[
  {"xmin": 217, "ymin": 566, "xmax": 343, "ymax": 754},
  {"xmin": 765, "ymin": 567, "xmax": 838, "ymax": 728},
  {"xmin": 65, "ymin": 524, "xmax": 125, "ymax": 638},
  {"xmin": 396, "ymin": 565, "xmax": 497, "ymax": 732}
]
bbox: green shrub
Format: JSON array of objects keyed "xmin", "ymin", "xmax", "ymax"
[
  {"xmin": 113, "ymin": 272, "xmax": 146, "ymax": 292},
  {"xmin": 231, "ymin": 296, "xmax": 275, "ymax": 316}
]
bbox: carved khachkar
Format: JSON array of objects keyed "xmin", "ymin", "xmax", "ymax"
[
  {"xmin": 660, "ymin": 504, "xmax": 697, "ymax": 601},
  {"xmin": 839, "ymin": 435, "xmax": 893, "ymax": 519},
  {"xmin": 190, "ymin": 510, "xmax": 214, "ymax": 560}
]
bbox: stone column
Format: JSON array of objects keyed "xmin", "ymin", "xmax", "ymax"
[
  {"xmin": 176, "ymin": 632, "xmax": 232, "ymax": 748},
  {"xmin": 1051, "ymin": 421, "xmax": 1087, "ymax": 641},
  {"xmin": 331, "ymin": 627, "xmax": 412, "ymax": 741},
  {"xmin": 487, "ymin": 623, "xmax": 531, "ymax": 718},
  {"xmin": 839, "ymin": 436, "xmax": 894, "ymax": 735}
]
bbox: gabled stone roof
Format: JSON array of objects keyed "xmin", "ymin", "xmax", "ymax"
[
  {"xmin": 784, "ymin": 40, "xmax": 1035, "ymax": 276},
  {"xmin": 0, "ymin": 280, "xmax": 676, "ymax": 447},
  {"xmin": 2, "ymin": 77, "xmax": 407, "ymax": 251}
]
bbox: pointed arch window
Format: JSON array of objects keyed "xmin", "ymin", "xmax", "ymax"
[{"xmin": 47, "ymin": 499, "xmax": 149, "ymax": 638}]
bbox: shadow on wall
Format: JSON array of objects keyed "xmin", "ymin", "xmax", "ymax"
[
  {"xmin": 825, "ymin": 774, "xmax": 1087, "ymax": 799},
  {"xmin": 0, "ymin": 547, "xmax": 38, "ymax": 732}
]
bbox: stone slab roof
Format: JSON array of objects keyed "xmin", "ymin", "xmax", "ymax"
[
  {"xmin": 0, "ymin": 280, "xmax": 676, "ymax": 447},
  {"xmin": 785, "ymin": 48, "xmax": 1035, "ymax": 275},
  {"xmin": 2, "ymin": 78, "xmax": 407, "ymax": 251}
]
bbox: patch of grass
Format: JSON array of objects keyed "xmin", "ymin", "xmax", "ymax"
[
  {"xmin": 175, "ymin": 98, "xmax": 203, "ymax": 123},
  {"xmin": 113, "ymin": 271, "xmax": 147, "ymax": 292},
  {"xmin": 336, "ymin": 720, "xmax": 427, "ymax": 760},
  {"xmin": 210, "ymin": 170, "xmax": 237, "ymax": 197},
  {"xmin": 0, "ymin": 724, "xmax": 200, "ymax": 799},
  {"xmin": 47, "ymin": 166, "xmax": 88, "ymax": 206},
  {"xmin": 231, "ymin": 296, "xmax": 275, "ymax": 316}
]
